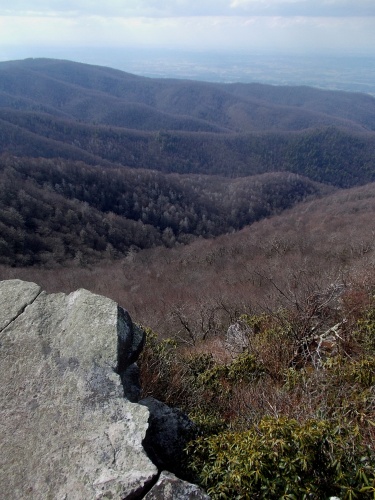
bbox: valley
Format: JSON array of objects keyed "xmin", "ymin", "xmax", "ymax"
[{"xmin": 0, "ymin": 58, "xmax": 374, "ymax": 498}]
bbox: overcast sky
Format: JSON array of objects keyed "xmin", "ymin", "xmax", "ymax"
[{"xmin": 0, "ymin": 0, "xmax": 374, "ymax": 60}]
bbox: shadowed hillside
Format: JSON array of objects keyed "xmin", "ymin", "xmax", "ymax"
[
  {"xmin": 1, "ymin": 59, "xmax": 375, "ymax": 188},
  {"xmin": 0, "ymin": 109, "xmax": 374, "ymax": 187},
  {"xmin": 0, "ymin": 154, "xmax": 327, "ymax": 266}
]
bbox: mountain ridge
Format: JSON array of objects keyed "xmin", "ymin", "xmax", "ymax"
[
  {"xmin": 1, "ymin": 57, "xmax": 374, "ymax": 189},
  {"xmin": 1, "ymin": 58, "xmax": 375, "ymax": 133}
]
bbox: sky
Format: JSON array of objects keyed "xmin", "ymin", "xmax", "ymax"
[{"xmin": 0, "ymin": 0, "xmax": 374, "ymax": 63}]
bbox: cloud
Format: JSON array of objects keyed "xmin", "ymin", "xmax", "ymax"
[
  {"xmin": 1, "ymin": 12, "xmax": 374, "ymax": 54},
  {"xmin": 0, "ymin": 1, "xmax": 225, "ymax": 18},
  {"xmin": 1, "ymin": 0, "xmax": 375, "ymax": 18},
  {"xmin": 1, "ymin": 0, "xmax": 374, "ymax": 57},
  {"xmin": 229, "ymin": 0, "xmax": 375, "ymax": 17}
]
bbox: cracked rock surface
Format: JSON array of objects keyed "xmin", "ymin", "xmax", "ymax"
[
  {"xmin": 0, "ymin": 279, "xmax": 157, "ymax": 499},
  {"xmin": 0, "ymin": 279, "xmax": 42, "ymax": 331}
]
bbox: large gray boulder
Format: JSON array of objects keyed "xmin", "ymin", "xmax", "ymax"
[{"xmin": 0, "ymin": 279, "xmax": 157, "ymax": 499}]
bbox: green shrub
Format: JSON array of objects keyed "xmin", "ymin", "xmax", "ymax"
[
  {"xmin": 227, "ymin": 351, "xmax": 267, "ymax": 383},
  {"xmin": 283, "ymin": 367, "xmax": 308, "ymax": 391},
  {"xmin": 240, "ymin": 312, "xmax": 295, "ymax": 378},
  {"xmin": 344, "ymin": 357, "xmax": 375, "ymax": 388},
  {"xmin": 187, "ymin": 352, "xmax": 216, "ymax": 378},
  {"xmin": 354, "ymin": 305, "xmax": 375, "ymax": 354},
  {"xmin": 194, "ymin": 352, "xmax": 266, "ymax": 389},
  {"xmin": 188, "ymin": 409, "xmax": 227, "ymax": 436},
  {"xmin": 187, "ymin": 352, "xmax": 267, "ymax": 425},
  {"xmin": 187, "ymin": 416, "xmax": 375, "ymax": 499}
]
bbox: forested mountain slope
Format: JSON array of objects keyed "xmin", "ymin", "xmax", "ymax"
[
  {"xmin": 1, "ymin": 58, "xmax": 375, "ymax": 133},
  {"xmin": 0, "ymin": 58, "xmax": 375, "ymax": 188},
  {"xmin": 2, "ymin": 180, "xmax": 374, "ymax": 338},
  {"xmin": 0, "ymin": 110, "xmax": 374, "ymax": 187},
  {"xmin": 0, "ymin": 154, "xmax": 327, "ymax": 266}
]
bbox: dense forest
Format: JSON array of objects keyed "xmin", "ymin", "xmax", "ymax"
[
  {"xmin": 1, "ymin": 111, "xmax": 375, "ymax": 186},
  {"xmin": 1, "ymin": 59, "xmax": 375, "ymax": 188},
  {"xmin": 0, "ymin": 58, "xmax": 374, "ymax": 498},
  {"xmin": 0, "ymin": 154, "xmax": 327, "ymax": 266}
]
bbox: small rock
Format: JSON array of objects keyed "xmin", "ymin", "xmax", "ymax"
[{"xmin": 145, "ymin": 471, "xmax": 210, "ymax": 499}]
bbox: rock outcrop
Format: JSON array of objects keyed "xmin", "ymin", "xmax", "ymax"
[
  {"xmin": 0, "ymin": 279, "xmax": 207, "ymax": 499},
  {"xmin": 225, "ymin": 319, "xmax": 251, "ymax": 354}
]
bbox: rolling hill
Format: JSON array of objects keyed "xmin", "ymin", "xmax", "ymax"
[
  {"xmin": 0, "ymin": 58, "xmax": 375, "ymax": 188},
  {"xmin": 1, "ymin": 58, "xmax": 375, "ymax": 133},
  {"xmin": 0, "ymin": 154, "xmax": 329, "ymax": 266}
]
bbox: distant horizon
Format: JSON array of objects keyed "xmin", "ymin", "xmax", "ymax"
[{"xmin": 1, "ymin": 47, "xmax": 374, "ymax": 96}]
